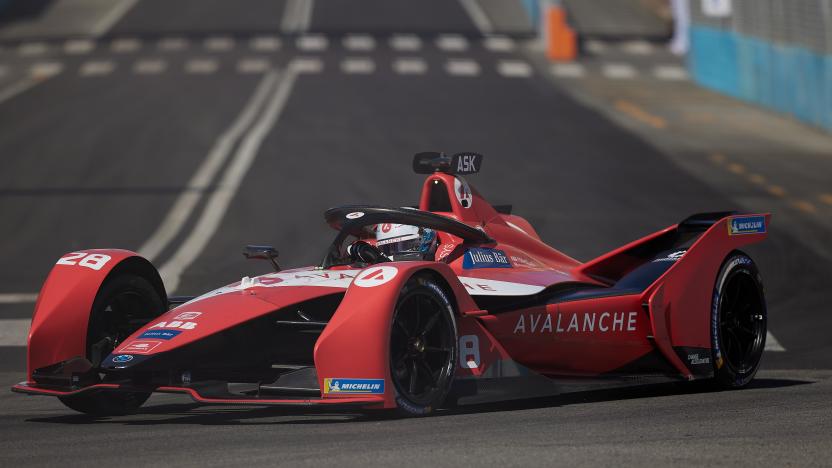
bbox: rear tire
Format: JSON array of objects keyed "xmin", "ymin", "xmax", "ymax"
[
  {"xmin": 711, "ymin": 252, "xmax": 767, "ymax": 389},
  {"xmin": 59, "ymin": 273, "xmax": 165, "ymax": 416}
]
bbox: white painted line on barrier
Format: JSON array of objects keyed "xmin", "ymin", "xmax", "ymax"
[
  {"xmin": 551, "ymin": 62, "xmax": 586, "ymax": 78},
  {"xmin": 204, "ymin": 36, "xmax": 235, "ymax": 52},
  {"xmin": 111, "ymin": 37, "xmax": 141, "ymax": 53},
  {"xmin": 237, "ymin": 58, "xmax": 270, "ymax": 74},
  {"xmin": 497, "ymin": 60, "xmax": 532, "ymax": 78},
  {"xmin": 445, "ymin": 59, "xmax": 480, "ymax": 76},
  {"xmin": 0, "ymin": 319, "xmax": 30, "ymax": 346},
  {"xmin": 603, "ymin": 63, "xmax": 637, "ymax": 79},
  {"xmin": 18, "ymin": 42, "xmax": 48, "ymax": 56},
  {"xmin": 393, "ymin": 57, "xmax": 427, "ymax": 75},
  {"xmin": 185, "ymin": 58, "xmax": 219, "ymax": 74},
  {"xmin": 138, "ymin": 72, "xmax": 282, "ymax": 262},
  {"xmin": 654, "ymin": 64, "xmax": 688, "ymax": 80},
  {"xmin": 436, "ymin": 34, "xmax": 469, "ymax": 52},
  {"xmin": 296, "ymin": 34, "xmax": 328, "ymax": 51},
  {"xmin": 158, "ymin": 37, "xmax": 189, "ymax": 51},
  {"xmin": 0, "ymin": 293, "xmax": 38, "ymax": 304},
  {"xmin": 483, "ymin": 35, "xmax": 515, "ymax": 52},
  {"xmin": 281, "ymin": 0, "xmax": 314, "ymax": 33},
  {"xmin": 64, "ymin": 39, "xmax": 95, "ymax": 55},
  {"xmin": 290, "ymin": 57, "xmax": 323, "ymax": 73},
  {"xmin": 80, "ymin": 60, "xmax": 115, "ymax": 76},
  {"xmin": 621, "ymin": 40, "xmax": 654, "ymax": 55},
  {"xmin": 133, "ymin": 58, "xmax": 167, "ymax": 74},
  {"xmin": 341, "ymin": 57, "xmax": 375, "ymax": 74},
  {"xmin": 91, "ymin": 0, "xmax": 139, "ymax": 36},
  {"xmin": 459, "ymin": 0, "xmax": 493, "ymax": 34},
  {"xmin": 30, "ymin": 62, "xmax": 64, "ymax": 78},
  {"xmin": 390, "ymin": 34, "xmax": 422, "ymax": 51},
  {"xmin": 159, "ymin": 68, "xmax": 298, "ymax": 293},
  {"xmin": 250, "ymin": 36, "xmax": 282, "ymax": 51},
  {"xmin": 342, "ymin": 34, "xmax": 376, "ymax": 51},
  {"xmin": 766, "ymin": 331, "xmax": 786, "ymax": 352}
]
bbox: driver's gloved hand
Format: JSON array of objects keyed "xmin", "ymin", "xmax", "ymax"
[{"xmin": 347, "ymin": 241, "xmax": 390, "ymax": 264}]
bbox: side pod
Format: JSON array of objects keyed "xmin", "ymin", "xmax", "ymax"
[{"xmin": 26, "ymin": 250, "xmax": 165, "ymax": 380}]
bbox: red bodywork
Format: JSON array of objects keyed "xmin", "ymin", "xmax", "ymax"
[{"xmin": 13, "ymin": 171, "xmax": 770, "ymax": 410}]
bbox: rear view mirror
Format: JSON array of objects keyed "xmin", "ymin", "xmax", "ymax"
[{"xmin": 243, "ymin": 245, "xmax": 280, "ymax": 271}]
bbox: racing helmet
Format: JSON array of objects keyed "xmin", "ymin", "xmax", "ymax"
[{"xmin": 375, "ymin": 223, "xmax": 437, "ymax": 260}]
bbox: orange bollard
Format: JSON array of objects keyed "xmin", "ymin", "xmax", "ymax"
[{"xmin": 546, "ymin": 6, "xmax": 576, "ymax": 61}]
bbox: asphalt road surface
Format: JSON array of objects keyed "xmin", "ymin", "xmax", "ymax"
[{"xmin": 1, "ymin": 1, "xmax": 831, "ymax": 466}]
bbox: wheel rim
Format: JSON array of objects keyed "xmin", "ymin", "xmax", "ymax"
[
  {"xmin": 719, "ymin": 270, "xmax": 765, "ymax": 374},
  {"xmin": 390, "ymin": 290, "xmax": 455, "ymax": 406},
  {"xmin": 88, "ymin": 289, "xmax": 159, "ymax": 366}
]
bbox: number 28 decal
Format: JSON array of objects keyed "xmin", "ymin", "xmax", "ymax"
[{"xmin": 56, "ymin": 252, "xmax": 112, "ymax": 271}]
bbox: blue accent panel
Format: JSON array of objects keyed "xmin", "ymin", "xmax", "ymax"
[
  {"xmin": 689, "ymin": 25, "xmax": 832, "ymax": 132},
  {"xmin": 521, "ymin": 0, "xmax": 540, "ymax": 30}
]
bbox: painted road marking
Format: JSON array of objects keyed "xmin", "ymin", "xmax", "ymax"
[
  {"xmin": 766, "ymin": 331, "xmax": 785, "ymax": 352},
  {"xmin": 138, "ymin": 72, "xmax": 283, "ymax": 262},
  {"xmin": 237, "ymin": 58, "xmax": 270, "ymax": 74},
  {"xmin": 621, "ymin": 40, "xmax": 654, "ymax": 55},
  {"xmin": 80, "ymin": 60, "xmax": 115, "ymax": 76},
  {"xmin": 281, "ymin": 0, "xmax": 314, "ymax": 33},
  {"xmin": 436, "ymin": 34, "xmax": 469, "ymax": 52},
  {"xmin": 615, "ymin": 99, "xmax": 666, "ymax": 129},
  {"xmin": 584, "ymin": 39, "xmax": 607, "ymax": 54},
  {"xmin": 0, "ymin": 319, "xmax": 30, "ymax": 346},
  {"xmin": 204, "ymin": 36, "xmax": 235, "ymax": 51},
  {"xmin": 18, "ymin": 42, "xmax": 48, "ymax": 56},
  {"xmin": 551, "ymin": 62, "xmax": 586, "ymax": 78},
  {"xmin": 497, "ymin": 60, "xmax": 532, "ymax": 78},
  {"xmin": 91, "ymin": 0, "xmax": 139, "ymax": 36},
  {"xmin": 0, "ymin": 293, "xmax": 37, "ymax": 304},
  {"xmin": 446, "ymin": 59, "xmax": 480, "ymax": 77},
  {"xmin": 603, "ymin": 63, "xmax": 637, "ymax": 79},
  {"xmin": 654, "ymin": 65, "xmax": 688, "ymax": 80},
  {"xmin": 290, "ymin": 57, "xmax": 323, "ymax": 73},
  {"xmin": 111, "ymin": 37, "xmax": 141, "ymax": 53},
  {"xmin": 341, "ymin": 57, "xmax": 375, "ymax": 74},
  {"xmin": 250, "ymin": 36, "xmax": 282, "ymax": 52},
  {"xmin": 64, "ymin": 39, "xmax": 95, "ymax": 55},
  {"xmin": 159, "ymin": 68, "xmax": 298, "ymax": 293},
  {"xmin": 459, "ymin": 0, "xmax": 494, "ymax": 34},
  {"xmin": 296, "ymin": 35, "xmax": 328, "ymax": 51},
  {"xmin": 483, "ymin": 36, "xmax": 515, "ymax": 52},
  {"xmin": 393, "ymin": 57, "xmax": 427, "ymax": 75},
  {"xmin": 767, "ymin": 185, "xmax": 786, "ymax": 197},
  {"xmin": 342, "ymin": 34, "xmax": 375, "ymax": 51},
  {"xmin": 185, "ymin": 58, "xmax": 219, "ymax": 74},
  {"xmin": 0, "ymin": 77, "xmax": 44, "ymax": 105},
  {"xmin": 133, "ymin": 58, "xmax": 167, "ymax": 74},
  {"xmin": 30, "ymin": 62, "xmax": 63, "ymax": 78},
  {"xmin": 390, "ymin": 34, "xmax": 422, "ymax": 51},
  {"xmin": 791, "ymin": 200, "xmax": 817, "ymax": 214},
  {"xmin": 158, "ymin": 37, "xmax": 189, "ymax": 51}
]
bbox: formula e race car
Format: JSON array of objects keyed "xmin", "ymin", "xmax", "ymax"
[{"xmin": 13, "ymin": 152, "xmax": 771, "ymax": 416}]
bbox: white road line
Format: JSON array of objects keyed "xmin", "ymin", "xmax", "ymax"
[
  {"xmin": 483, "ymin": 35, "xmax": 515, "ymax": 52},
  {"xmin": 204, "ymin": 36, "xmax": 235, "ymax": 52},
  {"xmin": 18, "ymin": 42, "xmax": 48, "ymax": 56},
  {"xmin": 158, "ymin": 37, "xmax": 189, "ymax": 52},
  {"xmin": 281, "ymin": 0, "xmax": 314, "ymax": 33},
  {"xmin": 296, "ymin": 35, "xmax": 328, "ymax": 51},
  {"xmin": 0, "ymin": 293, "xmax": 38, "ymax": 304},
  {"xmin": 250, "ymin": 36, "xmax": 281, "ymax": 52},
  {"xmin": 133, "ymin": 58, "xmax": 167, "ymax": 74},
  {"xmin": 437, "ymin": 34, "xmax": 469, "ymax": 52},
  {"xmin": 766, "ymin": 331, "xmax": 786, "ymax": 352},
  {"xmin": 584, "ymin": 39, "xmax": 607, "ymax": 54},
  {"xmin": 342, "ymin": 34, "xmax": 376, "ymax": 51},
  {"xmin": 390, "ymin": 34, "xmax": 422, "ymax": 51},
  {"xmin": 497, "ymin": 60, "xmax": 532, "ymax": 78},
  {"xmin": 159, "ymin": 68, "xmax": 298, "ymax": 293},
  {"xmin": 445, "ymin": 59, "xmax": 480, "ymax": 76},
  {"xmin": 237, "ymin": 58, "xmax": 270, "ymax": 74},
  {"xmin": 64, "ymin": 39, "xmax": 95, "ymax": 55},
  {"xmin": 621, "ymin": 40, "xmax": 654, "ymax": 55},
  {"xmin": 603, "ymin": 63, "xmax": 637, "ymax": 79},
  {"xmin": 0, "ymin": 319, "xmax": 30, "ymax": 346},
  {"xmin": 393, "ymin": 57, "xmax": 427, "ymax": 75},
  {"xmin": 138, "ymin": 72, "xmax": 282, "ymax": 262},
  {"xmin": 185, "ymin": 58, "xmax": 219, "ymax": 74},
  {"xmin": 290, "ymin": 57, "xmax": 324, "ymax": 74},
  {"xmin": 30, "ymin": 62, "xmax": 63, "ymax": 78},
  {"xmin": 551, "ymin": 62, "xmax": 586, "ymax": 78},
  {"xmin": 654, "ymin": 64, "xmax": 688, "ymax": 81},
  {"xmin": 111, "ymin": 37, "xmax": 141, "ymax": 53},
  {"xmin": 91, "ymin": 0, "xmax": 139, "ymax": 36},
  {"xmin": 0, "ymin": 77, "xmax": 41, "ymax": 105},
  {"xmin": 341, "ymin": 57, "xmax": 375, "ymax": 74},
  {"xmin": 458, "ymin": 0, "xmax": 493, "ymax": 34},
  {"xmin": 80, "ymin": 60, "xmax": 115, "ymax": 76}
]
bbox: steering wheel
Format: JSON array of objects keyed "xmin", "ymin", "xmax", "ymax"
[{"xmin": 347, "ymin": 241, "xmax": 390, "ymax": 265}]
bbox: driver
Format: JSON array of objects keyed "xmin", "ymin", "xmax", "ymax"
[{"xmin": 375, "ymin": 223, "xmax": 438, "ymax": 261}]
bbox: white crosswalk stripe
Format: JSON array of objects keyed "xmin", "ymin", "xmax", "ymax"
[
  {"xmin": 204, "ymin": 36, "xmax": 235, "ymax": 52},
  {"xmin": 603, "ymin": 63, "xmax": 637, "ymax": 79},
  {"xmin": 654, "ymin": 64, "xmax": 688, "ymax": 80},
  {"xmin": 497, "ymin": 60, "xmax": 532, "ymax": 78},
  {"xmin": 342, "ymin": 34, "xmax": 376, "ymax": 51},
  {"xmin": 185, "ymin": 58, "xmax": 219, "ymax": 74},
  {"xmin": 30, "ymin": 62, "xmax": 63, "ymax": 78},
  {"xmin": 158, "ymin": 37, "xmax": 189, "ymax": 51},
  {"xmin": 0, "ymin": 293, "xmax": 38, "ymax": 304},
  {"xmin": 290, "ymin": 57, "xmax": 324, "ymax": 73},
  {"xmin": 341, "ymin": 57, "xmax": 375, "ymax": 74},
  {"xmin": 18, "ymin": 42, "xmax": 48, "ymax": 56},
  {"xmin": 483, "ymin": 36, "xmax": 515, "ymax": 52},
  {"xmin": 551, "ymin": 62, "xmax": 586, "ymax": 78},
  {"xmin": 393, "ymin": 57, "xmax": 427, "ymax": 75},
  {"xmin": 249, "ymin": 36, "xmax": 281, "ymax": 52},
  {"xmin": 436, "ymin": 34, "xmax": 469, "ymax": 52},
  {"xmin": 296, "ymin": 35, "xmax": 328, "ymax": 51},
  {"xmin": 111, "ymin": 37, "xmax": 141, "ymax": 53},
  {"xmin": 390, "ymin": 34, "xmax": 422, "ymax": 51},
  {"xmin": 621, "ymin": 40, "xmax": 654, "ymax": 55},
  {"xmin": 133, "ymin": 59, "xmax": 167, "ymax": 74},
  {"xmin": 64, "ymin": 39, "xmax": 95, "ymax": 55},
  {"xmin": 445, "ymin": 59, "xmax": 480, "ymax": 76},
  {"xmin": 237, "ymin": 58, "xmax": 271, "ymax": 74},
  {"xmin": 80, "ymin": 60, "xmax": 115, "ymax": 76}
]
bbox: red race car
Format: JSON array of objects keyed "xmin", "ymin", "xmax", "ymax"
[{"xmin": 13, "ymin": 152, "xmax": 770, "ymax": 416}]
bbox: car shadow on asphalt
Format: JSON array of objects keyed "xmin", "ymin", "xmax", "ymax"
[{"xmin": 24, "ymin": 377, "xmax": 812, "ymax": 426}]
